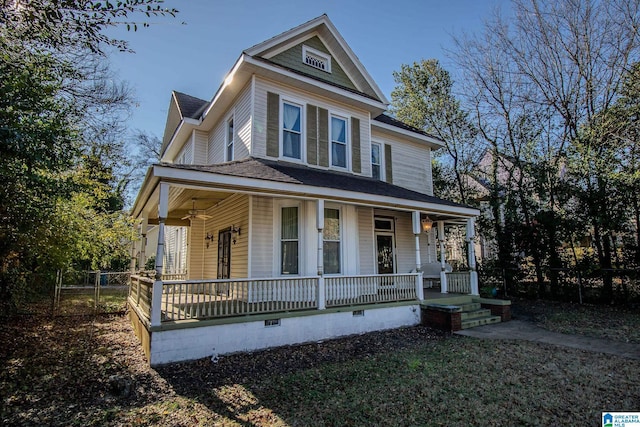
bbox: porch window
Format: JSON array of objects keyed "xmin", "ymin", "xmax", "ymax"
[
  {"xmin": 371, "ymin": 142, "xmax": 382, "ymax": 180},
  {"xmin": 226, "ymin": 117, "xmax": 234, "ymax": 161},
  {"xmin": 323, "ymin": 208, "xmax": 341, "ymax": 274},
  {"xmin": 280, "ymin": 206, "xmax": 299, "ymax": 274},
  {"xmin": 331, "ymin": 115, "xmax": 347, "ymax": 168},
  {"xmin": 282, "ymin": 102, "xmax": 302, "ymax": 160}
]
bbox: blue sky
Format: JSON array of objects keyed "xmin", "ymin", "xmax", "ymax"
[{"xmin": 105, "ymin": 0, "xmax": 509, "ymax": 140}]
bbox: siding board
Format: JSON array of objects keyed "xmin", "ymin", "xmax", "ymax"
[{"xmin": 306, "ymin": 104, "xmax": 318, "ymax": 165}]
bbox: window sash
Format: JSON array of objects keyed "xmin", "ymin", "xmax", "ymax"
[
  {"xmin": 226, "ymin": 118, "xmax": 234, "ymax": 161},
  {"xmin": 283, "ymin": 102, "xmax": 302, "ymax": 159},
  {"xmin": 331, "ymin": 116, "xmax": 347, "ymax": 168},
  {"xmin": 280, "ymin": 206, "xmax": 299, "ymax": 275},
  {"xmin": 371, "ymin": 143, "xmax": 381, "ymax": 180},
  {"xmin": 323, "ymin": 208, "xmax": 341, "ymax": 274}
]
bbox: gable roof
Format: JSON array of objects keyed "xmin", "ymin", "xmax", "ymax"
[
  {"xmin": 244, "ymin": 14, "xmax": 388, "ymax": 104},
  {"xmin": 174, "ymin": 91, "xmax": 208, "ymax": 119}
]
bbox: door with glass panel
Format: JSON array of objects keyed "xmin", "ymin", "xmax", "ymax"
[{"xmin": 374, "ymin": 217, "xmax": 395, "ymax": 276}]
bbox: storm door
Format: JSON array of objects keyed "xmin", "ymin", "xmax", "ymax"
[
  {"xmin": 374, "ymin": 217, "xmax": 396, "ymax": 274},
  {"xmin": 217, "ymin": 229, "xmax": 231, "ymax": 279}
]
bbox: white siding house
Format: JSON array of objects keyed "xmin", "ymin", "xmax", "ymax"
[{"xmin": 129, "ymin": 14, "xmax": 482, "ymax": 365}]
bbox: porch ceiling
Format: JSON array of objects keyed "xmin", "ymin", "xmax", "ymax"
[{"xmin": 140, "ymin": 186, "xmax": 235, "ymax": 224}]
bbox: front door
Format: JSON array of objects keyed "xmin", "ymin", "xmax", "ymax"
[
  {"xmin": 217, "ymin": 229, "xmax": 231, "ymax": 279},
  {"xmin": 376, "ymin": 233, "xmax": 395, "ymax": 274}
]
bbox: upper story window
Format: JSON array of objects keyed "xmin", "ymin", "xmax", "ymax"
[
  {"xmin": 330, "ymin": 115, "xmax": 348, "ymax": 168},
  {"xmin": 371, "ymin": 142, "xmax": 383, "ymax": 180},
  {"xmin": 282, "ymin": 101, "xmax": 302, "ymax": 160},
  {"xmin": 226, "ymin": 117, "xmax": 234, "ymax": 161},
  {"xmin": 302, "ymin": 45, "xmax": 331, "ymax": 73}
]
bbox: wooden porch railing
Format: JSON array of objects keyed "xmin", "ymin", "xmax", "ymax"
[
  {"xmin": 129, "ymin": 273, "xmax": 422, "ymax": 323},
  {"xmin": 325, "ymin": 274, "xmax": 419, "ymax": 307},
  {"xmin": 160, "ymin": 276, "xmax": 319, "ymax": 321},
  {"xmin": 446, "ymin": 271, "xmax": 471, "ymax": 294},
  {"xmin": 129, "ymin": 275, "xmax": 153, "ymax": 319}
]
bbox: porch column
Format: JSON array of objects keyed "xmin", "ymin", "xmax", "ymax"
[
  {"xmin": 151, "ymin": 182, "xmax": 169, "ymax": 327},
  {"xmin": 316, "ymin": 199, "xmax": 326, "ymax": 310},
  {"xmin": 139, "ymin": 218, "xmax": 148, "ymax": 271},
  {"xmin": 467, "ymin": 217, "xmax": 479, "ymax": 296},
  {"xmin": 438, "ymin": 221, "xmax": 448, "ymax": 294},
  {"xmin": 412, "ymin": 211, "xmax": 424, "ymax": 300}
]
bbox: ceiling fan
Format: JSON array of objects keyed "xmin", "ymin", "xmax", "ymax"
[{"xmin": 181, "ymin": 198, "xmax": 212, "ymax": 221}]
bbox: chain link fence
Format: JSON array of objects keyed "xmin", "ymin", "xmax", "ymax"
[{"xmin": 53, "ymin": 270, "xmax": 130, "ymax": 315}]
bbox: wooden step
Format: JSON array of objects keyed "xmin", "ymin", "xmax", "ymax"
[
  {"xmin": 461, "ymin": 309, "xmax": 492, "ymax": 321},
  {"xmin": 461, "ymin": 315, "xmax": 502, "ymax": 329},
  {"xmin": 458, "ymin": 302, "xmax": 481, "ymax": 312}
]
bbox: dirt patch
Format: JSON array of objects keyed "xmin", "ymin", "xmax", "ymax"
[{"xmin": 1, "ymin": 301, "xmax": 638, "ymax": 426}]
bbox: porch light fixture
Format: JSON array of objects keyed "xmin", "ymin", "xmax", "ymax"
[
  {"xmin": 205, "ymin": 232, "xmax": 214, "ymax": 248},
  {"xmin": 231, "ymin": 225, "xmax": 241, "ymax": 244},
  {"xmin": 421, "ymin": 216, "xmax": 433, "ymax": 233}
]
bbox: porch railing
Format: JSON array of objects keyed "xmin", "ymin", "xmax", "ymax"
[
  {"xmin": 325, "ymin": 274, "xmax": 418, "ymax": 308},
  {"xmin": 129, "ymin": 273, "xmax": 422, "ymax": 323},
  {"xmin": 160, "ymin": 276, "xmax": 319, "ymax": 321},
  {"xmin": 446, "ymin": 271, "xmax": 471, "ymax": 294},
  {"xmin": 129, "ymin": 275, "xmax": 153, "ymax": 319}
]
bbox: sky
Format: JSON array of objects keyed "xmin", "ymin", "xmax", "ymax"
[{"xmin": 105, "ymin": 0, "xmax": 509, "ymax": 141}]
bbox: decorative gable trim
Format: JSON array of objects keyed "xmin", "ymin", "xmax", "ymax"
[
  {"xmin": 302, "ymin": 45, "xmax": 331, "ymax": 73},
  {"xmin": 243, "ymin": 15, "xmax": 388, "ymax": 104}
]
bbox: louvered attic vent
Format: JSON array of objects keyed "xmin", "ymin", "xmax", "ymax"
[{"xmin": 302, "ymin": 45, "xmax": 331, "ymax": 73}]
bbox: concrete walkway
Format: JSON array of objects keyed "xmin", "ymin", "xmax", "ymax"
[{"xmin": 455, "ymin": 320, "xmax": 640, "ymax": 360}]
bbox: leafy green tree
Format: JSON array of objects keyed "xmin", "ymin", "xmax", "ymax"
[
  {"xmin": 391, "ymin": 59, "xmax": 480, "ymax": 204},
  {"xmin": 0, "ymin": 0, "xmax": 178, "ymax": 312}
]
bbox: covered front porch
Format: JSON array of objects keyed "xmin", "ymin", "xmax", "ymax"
[{"xmin": 128, "ymin": 160, "xmax": 481, "ymax": 364}]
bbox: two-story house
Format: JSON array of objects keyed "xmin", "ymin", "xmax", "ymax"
[{"xmin": 128, "ymin": 15, "xmax": 485, "ymax": 365}]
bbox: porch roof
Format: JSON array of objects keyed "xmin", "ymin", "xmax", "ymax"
[{"xmin": 132, "ymin": 157, "xmax": 479, "ymax": 220}]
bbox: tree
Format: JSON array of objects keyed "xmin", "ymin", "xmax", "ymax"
[
  {"xmin": 391, "ymin": 59, "xmax": 480, "ymax": 204},
  {"xmin": 453, "ymin": 0, "xmax": 640, "ymax": 301},
  {"xmin": 0, "ymin": 0, "xmax": 178, "ymax": 311}
]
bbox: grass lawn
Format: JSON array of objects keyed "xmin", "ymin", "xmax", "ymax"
[{"xmin": 1, "ymin": 299, "xmax": 638, "ymax": 426}]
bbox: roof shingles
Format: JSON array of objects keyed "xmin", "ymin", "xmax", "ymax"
[{"xmin": 163, "ymin": 157, "xmax": 468, "ymax": 209}]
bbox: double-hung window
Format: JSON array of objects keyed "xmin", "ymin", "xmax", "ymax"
[
  {"xmin": 371, "ymin": 142, "xmax": 382, "ymax": 180},
  {"xmin": 280, "ymin": 206, "xmax": 299, "ymax": 274},
  {"xmin": 282, "ymin": 102, "xmax": 302, "ymax": 160},
  {"xmin": 331, "ymin": 115, "xmax": 347, "ymax": 168},
  {"xmin": 226, "ymin": 117, "xmax": 234, "ymax": 161},
  {"xmin": 323, "ymin": 208, "xmax": 341, "ymax": 274}
]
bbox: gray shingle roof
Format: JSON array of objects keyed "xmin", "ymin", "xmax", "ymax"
[
  {"xmin": 373, "ymin": 114, "xmax": 443, "ymax": 142},
  {"xmin": 162, "ymin": 157, "xmax": 469, "ymax": 209},
  {"xmin": 174, "ymin": 91, "xmax": 209, "ymax": 120}
]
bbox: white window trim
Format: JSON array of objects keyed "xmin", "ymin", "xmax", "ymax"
[
  {"xmin": 273, "ymin": 200, "xmax": 304, "ymax": 276},
  {"xmin": 302, "ymin": 45, "xmax": 332, "ymax": 73},
  {"xmin": 280, "ymin": 99, "xmax": 305, "ymax": 163},
  {"xmin": 329, "ymin": 113, "xmax": 349, "ymax": 171},
  {"xmin": 225, "ymin": 113, "xmax": 235, "ymax": 162},
  {"xmin": 323, "ymin": 204, "xmax": 343, "ymax": 276},
  {"xmin": 371, "ymin": 141, "xmax": 384, "ymax": 181}
]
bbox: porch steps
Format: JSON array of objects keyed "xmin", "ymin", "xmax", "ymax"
[{"xmin": 460, "ymin": 303, "xmax": 501, "ymax": 329}]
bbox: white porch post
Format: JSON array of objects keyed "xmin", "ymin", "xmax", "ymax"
[
  {"xmin": 412, "ymin": 211, "xmax": 424, "ymax": 300},
  {"xmin": 438, "ymin": 221, "xmax": 448, "ymax": 294},
  {"xmin": 316, "ymin": 199, "xmax": 326, "ymax": 310},
  {"xmin": 151, "ymin": 182, "xmax": 169, "ymax": 327},
  {"xmin": 139, "ymin": 218, "xmax": 148, "ymax": 270},
  {"xmin": 467, "ymin": 217, "xmax": 479, "ymax": 296}
]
